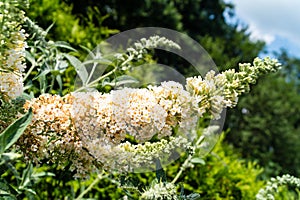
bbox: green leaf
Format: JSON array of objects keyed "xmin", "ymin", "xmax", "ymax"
[
  {"xmin": 186, "ymin": 193, "xmax": 201, "ymax": 200},
  {"xmin": 190, "ymin": 157, "xmax": 206, "ymax": 165},
  {"xmin": 0, "ymin": 109, "xmax": 33, "ymax": 155},
  {"xmin": 20, "ymin": 163, "xmax": 33, "ymax": 188},
  {"xmin": 32, "ymin": 171, "xmax": 55, "ymax": 178},
  {"xmin": 82, "ymin": 58, "xmax": 112, "ymax": 66},
  {"xmin": 0, "ymin": 178, "xmax": 18, "ymax": 199},
  {"xmin": 1, "ymin": 153, "xmax": 22, "ymax": 161},
  {"xmin": 80, "ymin": 45, "xmax": 97, "ymax": 59},
  {"xmin": 44, "ymin": 22, "xmax": 55, "ymax": 35},
  {"xmin": 56, "ymin": 75, "xmax": 63, "ymax": 94},
  {"xmin": 54, "ymin": 41, "xmax": 77, "ymax": 51},
  {"xmin": 0, "ymin": 179, "xmax": 10, "ymax": 193},
  {"xmin": 64, "ymin": 54, "xmax": 88, "ymax": 84},
  {"xmin": 25, "ymin": 51, "xmax": 35, "ymax": 65},
  {"xmin": 21, "ymin": 188, "xmax": 36, "ymax": 195},
  {"xmin": 103, "ymin": 75, "xmax": 139, "ymax": 88},
  {"xmin": 32, "ymin": 69, "xmax": 51, "ymax": 80},
  {"xmin": 0, "ymin": 192, "xmax": 16, "ymax": 200}
]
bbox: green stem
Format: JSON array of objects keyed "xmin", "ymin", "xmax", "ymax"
[
  {"xmin": 24, "ymin": 53, "xmax": 46, "ymax": 82},
  {"xmin": 73, "ymin": 51, "xmax": 136, "ymax": 92},
  {"xmin": 75, "ymin": 172, "xmax": 106, "ymax": 200},
  {"xmin": 23, "ymin": 64, "xmax": 35, "ymax": 81},
  {"xmin": 171, "ymin": 135, "xmax": 205, "ymax": 184},
  {"xmin": 74, "ymin": 67, "xmax": 117, "ymax": 92},
  {"xmin": 86, "ymin": 62, "xmax": 98, "ymax": 85},
  {"xmin": 49, "ymin": 76, "xmax": 55, "ymax": 93}
]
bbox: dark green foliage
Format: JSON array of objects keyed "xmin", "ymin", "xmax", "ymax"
[
  {"xmin": 276, "ymin": 49, "xmax": 300, "ymax": 91},
  {"xmin": 225, "ymin": 74, "xmax": 300, "ymax": 177},
  {"xmin": 59, "ymin": 0, "xmax": 264, "ymax": 74}
]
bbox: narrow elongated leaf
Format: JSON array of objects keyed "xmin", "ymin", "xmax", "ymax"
[
  {"xmin": 25, "ymin": 51, "xmax": 35, "ymax": 65},
  {"xmin": 56, "ymin": 75, "xmax": 63, "ymax": 94},
  {"xmin": 0, "ymin": 109, "xmax": 33, "ymax": 155},
  {"xmin": 82, "ymin": 58, "xmax": 112, "ymax": 66},
  {"xmin": 32, "ymin": 172, "xmax": 55, "ymax": 178},
  {"xmin": 103, "ymin": 75, "xmax": 139, "ymax": 87},
  {"xmin": 32, "ymin": 69, "xmax": 51, "ymax": 80},
  {"xmin": 1, "ymin": 153, "xmax": 22, "ymax": 161},
  {"xmin": 80, "ymin": 45, "xmax": 96, "ymax": 59},
  {"xmin": 54, "ymin": 41, "xmax": 77, "ymax": 52},
  {"xmin": 186, "ymin": 193, "xmax": 201, "ymax": 200},
  {"xmin": 44, "ymin": 22, "xmax": 55, "ymax": 35},
  {"xmin": 20, "ymin": 163, "xmax": 33, "ymax": 188},
  {"xmin": 190, "ymin": 157, "xmax": 206, "ymax": 165},
  {"xmin": 64, "ymin": 54, "xmax": 88, "ymax": 84}
]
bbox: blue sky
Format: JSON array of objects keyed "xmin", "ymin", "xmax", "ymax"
[{"xmin": 225, "ymin": 0, "xmax": 300, "ymax": 58}]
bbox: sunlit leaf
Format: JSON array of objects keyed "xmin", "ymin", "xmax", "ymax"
[
  {"xmin": 64, "ymin": 54, "xmax": 88, "ymax": 84},
  {"xmin": 0, "ymin": 109, "xmax": 33, "ymax": 155},
  {"xmin": 190, "ymin": 157, "xmax": 206, "ymax": 165}
]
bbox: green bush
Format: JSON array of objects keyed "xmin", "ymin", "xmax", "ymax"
[
  {"xmin": 171, "ymin": 133, "xmax": 264, "ymax": 199},
  {"xmin": 28, "ymin": 0, "xmax": 118, "ymax": 51}
]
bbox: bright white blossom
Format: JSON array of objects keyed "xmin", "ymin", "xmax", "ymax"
[
  {"xmin": 186, "ymin": 57, "xmax": 281, "ymax": 119},
  {"xmin": 0, "ymin": 1, "xmax": 28, "ymax": 100},
  {"xmin": 186, "ymin": 71, "xmax": 229, "ymax": 119},
  {"xmin": 18, "ymin": 94, "xmax": 97, "ymax": 177},
  {"xmin": 141, "ymin": 181, "xmax": 178, "ymax": 200},
  {"xmin": 256, "ymin": 174, "xmax": 300, "ymax": 200},
  {"xmin": 70, "ymin": 82, "xmax": 197, "ymax": 172},
  {"xmin": 18, "ymin": 55, "xmax": 280, "ymax": 176},
  {"xmin": 0, "ymin": 72, "xmax": 23, "ymax": 99}
]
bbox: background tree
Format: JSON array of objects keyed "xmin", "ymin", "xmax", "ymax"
[
  {"xmin": 275, "ymin": 49, "xmax": 300, "ymax": 91},
  {"xmin": 225, "ymin": 73, "xmax": 300, "ymax": 177},
  {"xmin": 32, "ymin": 0, "xmax": 264, "ymax": 74}
]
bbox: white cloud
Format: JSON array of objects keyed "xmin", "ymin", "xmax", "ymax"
[
  {"xmin": 248, "ymin": 25, "xmax": 275, "ymax": 45},
  {"xmin": 232, "ymin": 0, "xmax": 300, "ymax": 47}
]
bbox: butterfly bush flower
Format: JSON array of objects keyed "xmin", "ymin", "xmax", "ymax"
[
  {"xmin": 19, "ymin": 46, "xmax": 280, "ymax": 176},
  {"xmin": 0, "ymin": 1, "xmax": 28, "ymax": 100},
  {"xmin": 19, "ymin": 81, "xmax": 198, "ymax": 174},
  {"xmin": 256, "ymin": 174, "xmax": 300, "ymax": 200},
  {"xmin": 71, "ymin": 89, "xmax": 166, "ymax": 144},
  {"xmin": 0, "ymin": 73, "xmax": 24, "ymax": 99},
  {"xmin": 140, "ymin": 181, "xmax": 178, "ymax": 200},
  {"xmin": 186, "ymin": 71, "xmax": 229, "ymax": 119},
  {"xmin": 117, "ymin": 136, "xmax": 190, "ymax": 171},
  {"xmin": 148, "ymin": 81, "xmax": 200, "ymax": 139},
  {"xmin": 18, "ymin": 94, "xmax": 96, "ymax": 177},
  {"xmin": 186, "ymin": 57, "xmax": 281, "ymax": 119},
  {"xmin": 70, "ymin": 82, "xmax": 198, "ymax": 172}
]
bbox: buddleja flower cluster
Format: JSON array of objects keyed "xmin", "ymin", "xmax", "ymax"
[
  {"xmin": 71, "ymin": 81, "xmax": 198, "ymax": 144},
  {"xmin": 140, "ymin": 181, "xmax": 178, "ymax": 200},
  {"xmin": 18, "ymin": 57, "xmax": 280, "ymax": 176},
  {"xmin": 256, "ymin": 174, "xmax": 300, "ymax": 200},
  {"xmin": 17, "ymin": 94, "xmax": 96, "ymax": 177},
  {"xmin": 0, "ymin": 0, "xmax": 28, "ymax": 100},
  {"xmin": 186, "ymin": 57, "xmax": 280, "ymax": 119}
]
